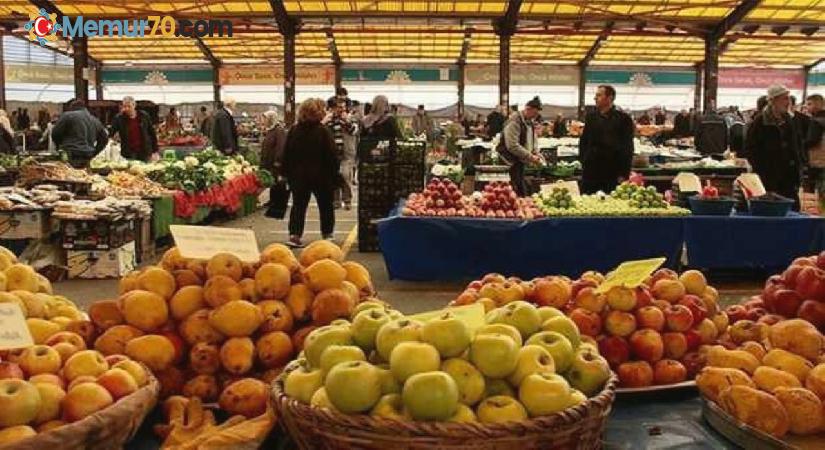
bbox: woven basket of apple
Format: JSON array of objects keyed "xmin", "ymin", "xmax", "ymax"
[
  {"xmin": 82, "ymin": 241, "xmax": 376, "ymax": 441},
  {"xmin": 451, "ymin": 268, "xmax": 727, "ymax": 390},
  {"xmin": 272, "ymin": 300, "xmax": 618, "ymax": 450},
  {"xmin": 696, "ymin": 318, "xmax": 825, "ymax": 446}
]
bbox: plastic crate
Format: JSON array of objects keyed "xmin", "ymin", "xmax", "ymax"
[
  {"xmin": 358, "ymin": 138, "xmax": 395, "ymax": 164},
  {"xmin": 688, "ymin": 196, "xmax": 736, "ymax": 216},
  {"xmin": 749, "ymin": 196, "xmax": 794, "ymax": 217}
]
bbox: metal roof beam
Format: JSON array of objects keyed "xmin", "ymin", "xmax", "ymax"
[
  {"xmin": 457, "ymin": 29, "xmax": 472, "ymax": 65},
  {"xmin": 194, "ymin": 35, "xmax": 220, "ymax": 67},
  {"xmin": 268, "ymin": 0, "xmax": 299, "ymax": 35},
  {"xmin": 326, "ymin": 30, "xmax": 341, "ymax": 65},
  {"xmin": 495, "ymin": 0, "xmax": 523, "ymax": 36},
  {"xmin": 710, "ymin": 0, "xmax": 762, "ymax": 39},
  {"xmin": 579, "ymin": 22, "xmax": 613, "ymax": 66}
]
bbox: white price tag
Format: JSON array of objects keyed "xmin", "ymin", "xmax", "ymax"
[
  {"xmin": 736, "ymin": 173, "xmax": 766, "ymax": 198},
  {"xmin": 171, "ymin": 225, "xmax": 260, "ymax": 263},
  {"xmin": 540, "ymin": 181, "xmax": 580, "ymax": 198},
  {"xmin": 674, "ymin": 173, "xmax": 702, "ymax": 193}
]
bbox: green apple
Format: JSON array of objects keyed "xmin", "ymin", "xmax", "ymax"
[
  {"xmin": 303, "ymin": 326, "xmax": 354, "ymax": 368},
  {"xmin": 402, "ymin": 371, "xmax": 459, "ymax": 421},
  {"xmin": 351, "ymin": 308, "xmax": 392, "ymax": 352},
  {"xmin": 330, "ymin": 319, "xmax": 351, "ymax": 328},
  {"xmin": 284, "ymin": 362, "xmax": 323, "ymax": 404},
  {"xmin": 319, "ymin": 345, "xmax": 366, "ymax": 379},
  {"xmin": 375, "ymin": 365, "xmax": 401, "ymax": 394},
  {"xmin": 448, "ymin": 403, "xmax": 477, "ymax": 423},
  {"xmin": 507, "ymin": 344, "xmax": 556, "ymax": 387},
  {"xmin": 469, "ymin": 333, "xmax": 519, "ymax": 379},
  {"xmin": 370, "ymin": 393, "xmax": 408, "ymax": 421},
  {"xmin": 310, "ymin": 387, "xmax": 337, "ymax": 410},
  {"xmin": 486, "ymin": 302, "xmax": 541, "ymax": 339},
  {"xmin": 324, "ymin": 361, "xmax": 382, "ymax": 413},
  {"xmin": 525, "ymin": 331, "xmax": 574, "ymax": 373},
  {"xmin": 351, "ymin": 300, "xmax": 387, "ymax": 319},
  {"xmin": 441, "ymin": 358, "xmax": 485, "ymax": 406},
  {"xmin": 565, "ymin": 349, "xmax": 610, "ymax": 397},
  {"xmin": 375, "ymin": 318, "xmax": 423, "ymax": 361},
  {"xmin": 386, "ymin": 309, "xmax": 404, "ymax": 320},
  {"xmin": 484, "ymin": 378, "xmax": 515, "ymax": 398},
  {"xmin": 537, "ymin": 306, "xmax": 565, "ymax": 322},
  {"xmin": 389, "ymin": 342, "xmax": 440, "ymax": 382},
  {"xmin": 476, "ymin": 324, "xmax": 523, "ymax": 347},
  {"xmin": 420, "ymin": 312, "xmax": 471, "ymax": 358},
  {"xmin": 476, "ymin": 395, "xmax": 528, "ymax": 423},
  {"xmin": 518, "ymin": 373, "xmax": 572, "ymax": 417},
  {"xmin": 578, "ymin": 341, "xmax": 599, "ymax": 354},
  {"xmin": 567, "ymin": 389, "xmax": 587, "ymax": 408},
  {"xmin": 540, "ymin": 316, "xmax": 582, "ymax": 349}
]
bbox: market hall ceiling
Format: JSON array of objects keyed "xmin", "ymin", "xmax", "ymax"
[{"xmin": 0, "ymin": 1, "xmax": 821, "ymax": 66}]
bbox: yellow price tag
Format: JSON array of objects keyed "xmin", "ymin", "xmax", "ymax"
[
  {"xmin": 407, "ymin": 303, "xmax": 486, "ymax": 334},
  {"xmin": 594, "ymin": 257, "xmax": 666, "ymax": 294}
]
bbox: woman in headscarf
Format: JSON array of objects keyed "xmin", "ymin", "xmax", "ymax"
[
  {"xmin": 361, "ymin": 95, "xmax": 401, "ymax": 140},
  {"xmin": 0, "ymin": 110, "xmax": 15, "ymax": 153}
]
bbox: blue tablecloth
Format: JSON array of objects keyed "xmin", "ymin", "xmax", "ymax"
[
  {"xmin": 378, "ymin": 207, "xmax": 825, "ymax": 281},
  {"xmin": 377, "ymin": 214, "xmax": 684, "ymax": 281},
  {"xmin": 684, "ymin": 213, "xmax": 825, "ymax": 270}
]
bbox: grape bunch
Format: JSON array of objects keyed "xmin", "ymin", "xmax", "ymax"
[{"xmin": 629, "ymin": 185, "xmax": 668, "ymax": 209}]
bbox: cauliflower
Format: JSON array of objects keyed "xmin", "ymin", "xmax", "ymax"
[{"xmin": 184, "ymin": 156, "xmax": 199, "ymax": 168}]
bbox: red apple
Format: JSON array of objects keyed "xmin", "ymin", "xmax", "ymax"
[
  {"xmin": 757, "ymin": 314, "xmax": 784, "ymax": 326},
  {"xmin": 782, "ymin": 264, "xmax": 807, "ymax": 289},
  {"xmin": 683, "ymin": 329, "xmax": 702, "ymax": 351},
  {"xmin": 568, "ymin": 308, "xmax": 602, "ymax": 337},
  {"xmin": 574, "ymin": 287, "xmax": 607, "ymax": 313},
  {"xmin": 763, "ymin": 275, "xmax": 786, "ymax": 305},
  {"xmin": 629, "ymin": 329, "xmax": 664, "ymax": 363},
  {"xmin": 649, "ymin": 268, "xmax": 678, "ymax": 286},
  {"xmin": 797, "ymin": 300, "xmax": 825, "ymax": 331},
  {"xmin": 680, "ymin": 351, "xmax": 706, "ymax": 378},
  {"xmin": 792, "ymin": 256, "xmax": 817, "ymax": 267},
  {"xmin": 468, "ymin": 280, "xmax": 483, "ymax": 291},
  {"xmin": 743, "ymin": 297, "xmax": 765, "ymax": 310},
  {"xmin": 0, "ymin": 362, "xmax": 24, "ymax": 380},
  {"xmin": 653, "ymin": 359, "xmax": 688, "ymax": 385},
  {"xmin": 678, "ymin": 295, "xmax": 708, "ymax": 326},
  {"xmin": 765, "ymin": 289, "xmax": 802, "ymax": 317},
  {"xmin": 598, "ymin": 336, "xmax": 631, "ymax": 368},
  {"xmin": 664, "ymin": 304, "xmax": 694, "ymax": 332},
  {"xmin": 746, "ymin": 307, "xmax": 767, "ymax": 321},
  {"xmin": 662, "ymin": 332, "xmax": 688, "ymax": 360},
  {"xmin": 816, "ymin": 251, "xmax": 825, "ymax": 269},
  {"xmin": 604, "ymin": 310, "xmax": 637, "ymax": 337},
  {"xmin": 724, "ymin": 305, "xmax": 749, "ymax": 323},
  {"xmin": 482, "ymin": 273, "xmax": 506, "ymax": 285},
  {"xmin": 635, "ymin": 306, "xmax": 665, "ymax": 331},
  {"xmin": 652, "ymin": 299, "xmax": 671, "ymax": 311},
  {"xmin": 617, "ymin": 361, "xmax": 654, "ymax": 388},
  {"xmin": 795, "ymin": 266, "xmax": 825, "ymax": 301},
  {"xmin": 571, "ymin": 279, "xmax": 598, "ymax": 298},
  {"xmin": 635, "ymin": 287, "xmax": 654, "ymax": 309}
]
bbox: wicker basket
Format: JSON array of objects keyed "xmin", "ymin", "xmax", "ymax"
[
  {"xmin": 272, "ymin": 374, "xmax": 618, "ymax": 450},
  {"xmin": 5, "ymin": 373, "xmax": 160, "ymax": 450}
]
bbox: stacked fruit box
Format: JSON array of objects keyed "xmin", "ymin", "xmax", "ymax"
[
  {"xmin": 357, "ymin": 139, "xmax": 395, "ymax": 252},
  {"xmin": 391, "ymin": 141, "xmax": 426, "ymax": 202}
]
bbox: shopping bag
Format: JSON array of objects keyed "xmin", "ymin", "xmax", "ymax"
[{"xmin": 265, "ymin": 181, "xmax": 289, "ymax": 219}]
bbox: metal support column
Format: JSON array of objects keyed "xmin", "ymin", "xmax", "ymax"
[
  {"xmin": 0, "ymin": 31, "xmax": 6, "ymax": 110},
  {"xmin": 72, "ymin": 37, "xmax": 89, "ymax": 104},
  {"xmin": 577, "ymin": 63, "xmax": 586, "ymax": 120},
  {"xmin": 212, "ymin": 64, "xmax": 221, "ymax": 108},
  {"xmin": 284, "ymin": 32, "xmax": 297, "ymax": 126},
  {"xmin": 457, "ymin": 62, "xmax": 466, "ymax": 119},
  {"xmin": 334, "ymin": 62, "xmax": 343, "ymax": 94},
  {"xmin": 694, "ymin": 63, "xmax": 703, "ymax": 112},
  {"xmin": 702, "ymin": 37, "xmax": 719, "ymax": 114},
  {"xmin": 94, "ymin": 62, "xmax": 103, "ymax": 100},
  {"xmin": 802, "ymin": 66, "xmax": 810, "ymax": 103},
  {"xmin": 498, "ymin": 33, "xmax": 511, "ymax": 110}
]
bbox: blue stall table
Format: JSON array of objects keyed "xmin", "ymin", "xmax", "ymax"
[
  {"xmin": 377, "ymin": 212, "xmax": 685, "ymax": 281},
  {"xmin": 684, "ymin": 213, "xmax": 825, "ymax": 270}
]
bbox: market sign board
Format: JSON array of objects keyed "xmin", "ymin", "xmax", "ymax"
[
  {"xmin": 219, "ymin": 65, "xmax": 335, "ymax": 85},
  {"xmin": 102, "ymin": 68, "xmax": 213, "ymax": 84},
  {"xmin": 585, "ymin": 70, "xmax": 696, "ymax": 86},
  {"xmin": 465, "ymin": 65, "xmax": 579, "ymax": 86},
  {"xmin": 342, "ymin": 68, "xmax": 458, "ymax": 83},
  {"xmin": 0, "ymin": 303, "xmax": 34, "ymax": 350},
  {"xmin": 594, "ymin": 257, "xmax": 666, "ymax": 294},
  {"xmin": 170, "ymin": 225, "xmax": 259, "ymax": 262},
  {"xmin": 6, "ymin": 64, "xmax": 74, "ymax": 84},
  {"xmin": 810, "ymin": 72, "xmax": 825, "ymax": 87},
  {"xmin": 718, "ymin": 68, "xmax": 804, "ymax": 90}
]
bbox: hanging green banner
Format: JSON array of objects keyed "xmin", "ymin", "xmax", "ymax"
[
  {"xmin": 342, "ymin": 68, "xmax": 458, "ymax": 83},
  {"xmin": 809, "ymin": 72, "xmax": 825, "ymax": 86},
  {"xmin": 585, "ymin": 70, "xmax": 696, "ymax": 86}
]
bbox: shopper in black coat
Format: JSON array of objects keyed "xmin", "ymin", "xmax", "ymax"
[
  {"xmin": 745, "ymin": 85, "xmax": 802, "ymax": 210},
  {"xmin": 211, "ymin": 99, "xmax": 239, "ymax": 155},
  {"xmin": 283, "ymin": 98, "xmax": 339, "ymax": 248},
  {"xmin": 579, "ymin": 85, "xmax": 635, "ymax": 194},
  {"xmin": 110, "ymin": 96, "xmax": 158, "ymax": 161}
]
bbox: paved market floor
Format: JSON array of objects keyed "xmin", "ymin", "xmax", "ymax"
[{"xmin": 55, "ymin": 202, "xmax": 762, "ymax": 312}]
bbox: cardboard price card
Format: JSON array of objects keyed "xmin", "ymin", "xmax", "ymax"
[
  {"xmin": 170, "ymin": 225, "xmax": 260, "ymax": 263},
  {"xmin": 736, "ymin": 174, "xmax": 766, "ymax": 199},
  {"xmin": 594, "ymin": 257, "xmax": 667, "ymax": 294},
  {"xmin": 0, "ymin": 303, "xmax": 34, "ymax": 350},
  {"xmin": 540, "ymin": 180, "xmax": 581, "ymax": 199},
  {"xmin": 674, "ymin": 172, "xmax": 702, "ymax": 193},
  {"xmin": 407, "ymin": 303, "xmax": 486, "ymax": 334}
]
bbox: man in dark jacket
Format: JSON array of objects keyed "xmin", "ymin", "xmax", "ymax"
[
  {"xmin": 673, "ymin": 110, "xmax": 691, "ymax": 137},
  {"xmin": 579, "ymin": 85, "xmax": 635, "ymax": 194},
  {"xmin": 804, "ymin": 94, "xmax": 825, "ymax": 178},
  {"xmin": 497, "ymin": 96, "xmax": 543, "ymax": 196},
  {"xmin": 486, "ymin": 105, "xmax": 507, "ymax": 137},
  {"xmin": 745, "ymin": 85, "xmax": 802, "ymax": 210},
  {"xmin": 552, "ymin": 113, "xmax": 568, "ymax": 137},
  {"xmin": 52, "ymin": 99, "xmax": 108, "ymax": 168},
  {"xmin": 211, "ymin": 98, "xmax": 238, "ymax": 155},
  {"xmin": 695, "ymin": 109, "xmax": 729, "ymax": 155},
  {"xmin": 654, "ymin": 108, "xmax": 667, "ymax": 126},
  {"xmin": 110, "ymin": 96, "xmax": 158, "ymax": 161}
]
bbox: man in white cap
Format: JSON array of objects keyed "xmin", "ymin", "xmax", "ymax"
[{"xmin": 744, "ymin": 84, "xmax": 803, "ymax": 210}]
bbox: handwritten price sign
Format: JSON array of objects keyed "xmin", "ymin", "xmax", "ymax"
[
  {"xmin": 595, "ymin": 258, "xmax": 666, "ymax": 294},
  {"xmin": 0, "ymin": 303, "xmax": 34, "ymax": 350}
]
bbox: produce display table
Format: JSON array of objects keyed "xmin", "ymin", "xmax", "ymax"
[
  {"xmin": 377, "ymin": 212, "xmax": 685, "ymax": 281},
  {"xmin": 378, "ymin": 206, "xmax": 825, "ymax": 281},
  {"xmin": 684, "ymin": 213, "xmax": 825, "ymax": 270}
]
